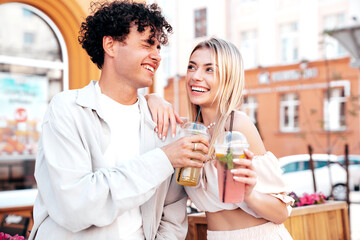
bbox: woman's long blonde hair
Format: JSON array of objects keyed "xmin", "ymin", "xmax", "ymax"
[{"xmin": 187, "ymin": 37, "xmax": 245, "ymax": 156}]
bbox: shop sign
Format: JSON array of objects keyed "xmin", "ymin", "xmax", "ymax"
[
  {"xmin": 0, "ymin": 73, "xmax": 48, "ymax": 157},
  {"xmin": 244, "ymin": 80, "xmax": 350, "ymax": 96},
  {"xmin": 271, "ymin": 68, "xmax": 318, "ymax": 82},
  {"xmin": 258, "ymin": 68, "xmax": 319, "ymax": 84}
]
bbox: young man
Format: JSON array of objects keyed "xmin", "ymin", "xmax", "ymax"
[{"xmin": 29, "ymin": 1, "xmax": 209, "ymax": 239}]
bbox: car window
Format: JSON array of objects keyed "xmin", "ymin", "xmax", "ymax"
[
  {"xmin": 299, "ymin": 161, "xmax": 309, "ymax": 171},
  {"xmin": 282, "ymin": 160, "xmax": 330, "ymax": 173},
  {"xmin": 337, "ymin": 157, "xmax": 360, "ymax": 165},
  {"xmin": 349, "ymin": 158, "xmax": 360, "ymax": 165},
  {"xmin": 282, "ymin": 160, "xmax": 310, "ymax": 173},
  {"xmin": 281, "ymin": 162, "xmax": 298, "ymax": 173},
  {"xmin": 314, "ymin": 160, "xmax": 328, "ymax": 169}
]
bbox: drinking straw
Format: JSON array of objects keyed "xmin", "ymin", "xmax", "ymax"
[
  {"xmin": 195, "ymin": 106, "xmax": 201, "ymax": 123},
  {"xmin": 177, "ymin": 106, "xmax": 202, "ymax": 182},
  {"xmin": 222, "ymin": 110, "xmax": 234, "ymax": 202}
]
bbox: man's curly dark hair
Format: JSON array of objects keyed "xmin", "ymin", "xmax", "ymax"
[{"xmin": 78, "ymin": 0, "xmax": 173, "ymax": 69}]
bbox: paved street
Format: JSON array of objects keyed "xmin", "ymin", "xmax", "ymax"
[{"xmin": 350, "ymin": 191, "xmax": 360, "ymax": 240}]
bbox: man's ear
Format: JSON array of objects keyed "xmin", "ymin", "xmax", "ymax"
[{"xmin": 103, "ymin": 36, "xmax": 115, "ymax": 57}]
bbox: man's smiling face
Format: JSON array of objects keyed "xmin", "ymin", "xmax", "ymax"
[{"xmin": 112, "ymin": 24, "xmax": 162, "ymax": 89}]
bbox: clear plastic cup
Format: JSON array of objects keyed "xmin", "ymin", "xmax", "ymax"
[
  {"xmin": 176, "ymin": 122, "xmax": 210, "ymax": 186},
  {"xmin": 214, "ymin": 131, "xmax": 249, "ymax": 203}
]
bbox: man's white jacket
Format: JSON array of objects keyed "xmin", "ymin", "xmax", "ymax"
[{"xmin": 29, "ymin": 81, "xmax": 187, "ymax": 240}]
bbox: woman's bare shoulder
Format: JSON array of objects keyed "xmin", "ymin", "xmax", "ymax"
[
  {"xmin": 232, "ymin": 110, "xmax": 255, "ymax": 131},
  {"xmin": 228, "ymin": 110, "xmax": 266, "ymax": 154}
]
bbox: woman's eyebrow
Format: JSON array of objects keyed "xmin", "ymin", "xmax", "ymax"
[{"xmin": 189, "ymin": 61, "xmax": 214, "ymax": 66}]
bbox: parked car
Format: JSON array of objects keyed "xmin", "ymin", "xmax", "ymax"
[
  {"xmin": 336, "ymin": 155, "xmax": 360, "ymax": 191},
  {"xmin": 279, "ymin": 154, "xmax": 353, "ymax": 200}
]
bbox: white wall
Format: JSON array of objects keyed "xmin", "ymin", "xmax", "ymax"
[
  {"xmin": 153, "ymin": 0, "xmax": 357, "ymax": 83},
  {"xmin": 175, "ymin": 0, "xmax": 227, "ymax": 76},
  {"xmin": 151, "ymin": 0, "xmax": 227, "ymax": 79}
]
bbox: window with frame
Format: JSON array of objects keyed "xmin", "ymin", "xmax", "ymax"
[
  {"xmin": 194, "ymin": 8, "xmax": 207, "ymax": 38},
  {"xmin": 280, "ymin": 93, "xmax": 299, "ymax": 132},
  {"xmin": 0, "ymin": 3, "xmax": 68, "ymax": 192},
  {"xmin": 323, "ymin": 88, "xmax": 346, "ymax": 131},
  {"xmin": 279, "ymin": 22, "xmax": 299, "ymax": 64},
  {"xmin": 242, "ymin": 96, "xmax": 258, "ymax": 125},
  {"xmin": 240, "ymin": 30, "xmax": 258, "ymax": 69},
  {"xmin": 323, "ymin": 13, "xmax": 347, "ymax": 59}
]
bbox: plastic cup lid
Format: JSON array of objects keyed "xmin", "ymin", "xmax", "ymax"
[
  {"xmin": 182, "ymin": 122, "xmax": 209, "ymax": 136},
  {"xmin": 213, "ymin": 131, "xmax": 249, "ymax": 154}
]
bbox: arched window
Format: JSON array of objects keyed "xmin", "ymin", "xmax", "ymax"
[{"xmin": 0, "ymin": 3, "xmax": 68, "ymax": 191}]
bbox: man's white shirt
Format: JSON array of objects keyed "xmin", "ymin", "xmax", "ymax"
[{"xmin": 96, "ymin": 82, "xmax": 144, "ymax": 239}]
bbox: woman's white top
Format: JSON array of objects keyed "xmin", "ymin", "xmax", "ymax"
[
  {"xmin": 96, "ymin": 82, "xmax": 144, "ymax": 239},
  {"xmin": 185, "ymin": 151, "xmax": 294, "ymax": 218}
]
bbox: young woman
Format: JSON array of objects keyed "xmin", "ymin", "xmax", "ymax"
[{"xmin": 182, "ymin": 37, "xmax": 294, "ymax": 239}]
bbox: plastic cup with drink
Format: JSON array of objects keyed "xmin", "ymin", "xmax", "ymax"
[
  {"xmin": 214, "ymin": 131, "xmax": 249, "ymax": 203},
  {"xmin": 176, "ymin": 122, "xmax": 210, "ymax": 187}
]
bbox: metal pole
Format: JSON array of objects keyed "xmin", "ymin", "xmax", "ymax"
[
  {"xmin": 324, "ymin": 58, "xmax": 334, "ymax": 192},
  {"xmin": 308, "ymin": 145, "xmax": 317, "ymax": 193},
  {"xmin": 344, "ymin": 144, "xmax": 351, "ymax": 234},
  {"xmin": 345, "ymin": 145, "xmax": 350, "ymax": 206}
]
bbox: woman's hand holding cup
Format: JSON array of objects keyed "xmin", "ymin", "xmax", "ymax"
[{"xmin": 231, "ymin": 149, "xmax": 257, "ymax": 199}]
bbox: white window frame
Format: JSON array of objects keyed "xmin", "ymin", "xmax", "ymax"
[
  {"xmin": 280, "ymin": 93, "xmax": 299, "ymax": 132},
  {"xmin": 0, "ymin": 3, "xmax": 69, "ymax": 91},
  {"xmin": 194, "ymin": 8, "xmax": 207, "ymax": 38},
  {"xmin": 0, "ymin": 3, "xmax": 69, "ymax": 194},
  {"xmin": 323, "ymin": 87, "xmax": 346, "ymax": 131},
  {"xmin": 280, "ymin": 22, "xmax": 299, "ymax": 64},
  {"xmin": 242, "ymin": 96, "xmax": 258, "ymax": 124},
  {"xmin": 240, "ymin": 30, "xmax": 257, "ymax": 69},
  {"xmin": 323, "ymin": 13, "xmax": 347, "ymax": 59}
]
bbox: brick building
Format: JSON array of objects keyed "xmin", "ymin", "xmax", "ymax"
[{"xmin": 164, "ymin": 57, "xmax": 360, "ymax": 157}]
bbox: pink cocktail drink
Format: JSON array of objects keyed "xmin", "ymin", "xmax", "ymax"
[
  {"xmin": 214, "ymin": 131, "xmax": 249, "ymax": 203},
  {"xmin": 216, "ymin": 153, "xmax": 245, "ymax": 203}
]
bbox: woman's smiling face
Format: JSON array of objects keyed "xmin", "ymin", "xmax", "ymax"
[{"xmin": 186, "ymin": 48, "xmax": 220, "ymax": 108}]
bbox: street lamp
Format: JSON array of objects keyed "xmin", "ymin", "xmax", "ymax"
[{"xmin": 325, "ymin": 24, "xmax": 360, "ymax": 67}]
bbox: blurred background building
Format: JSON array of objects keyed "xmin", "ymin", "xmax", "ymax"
[{"xmin": 155, "ymin": 0, "xmax": 360, "ymax": 157}]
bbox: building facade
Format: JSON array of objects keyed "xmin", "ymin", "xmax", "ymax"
[
  {"xmin": 162, "ymin": 0, "xmax": 360, "ymax": 157},
  {"xmin": 242, "ymin": 57, "xmax": 360, "ymax": 157},
  {"xmin": 158, "ymin": 0, "xmax": 360, "ymax": 76},
  {"xmin": 229, "ymin": 0, "xmax": 360, "ymax": 69},
  {"xmin": 164, "ymin": 57, "xmax": 360, "ymax": 157}
]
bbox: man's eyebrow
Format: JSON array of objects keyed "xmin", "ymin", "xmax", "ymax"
[{"xmin": 141, "ymin": 39, "xmax": 151, "ymax": 44}]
